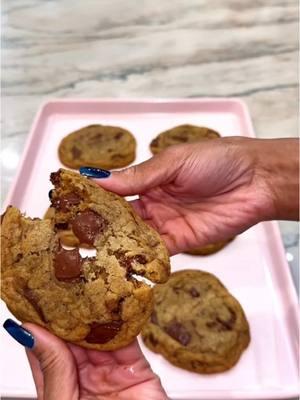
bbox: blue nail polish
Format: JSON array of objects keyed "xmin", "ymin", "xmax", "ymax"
[
  {"xmin": 79, "ymin": 167, "xmax": 111, "ymax": 178},
  {"xmin": 3, "ymin": 319, "xmax": 34, "ymax": 349}
]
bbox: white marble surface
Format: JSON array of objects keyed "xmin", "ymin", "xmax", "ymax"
[{"xmin": 1, "ymin": 1, "xmax": 299, "ymax": 398}]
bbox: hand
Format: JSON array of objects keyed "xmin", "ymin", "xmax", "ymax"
[
  {"xmin": 93, "ymin": 137, "xmax": 299, "ymax": 255},
  {"xmin": 24, "ymin": 323, "xmax": 167, "ymax": 400}
]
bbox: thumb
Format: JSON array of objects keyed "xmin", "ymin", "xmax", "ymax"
[
  {"xmin": 80, "ymin": 150, "xmax": 180, "ymax": 196},
  {"xmin": 24, "ymin": 323, "xmax": 78, "ymax": 400}
]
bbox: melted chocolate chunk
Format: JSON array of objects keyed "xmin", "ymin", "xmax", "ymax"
[
  {"xmin": 150, "ymin": 311, "xmax": 158, "ymax": 325},
  {"xmin": 48, "ymin": 190, "xmax": 54, "ymax": 199},
  {"xmin": 23, "ymin": 288, "xmax": 47, "ymax": 322},
  {"xmin": 165, "ymin": 321, "xmax": 191, "ymax": 346},
  {"xmin": 85, "ymin": 321, "xmax": 122, "ymax": 344},
  {"xmin": 50, "ymin": 171, "xmax": 61, "ymax": 186},
  {"xmin": 54, "ymin": 247, "xmax": 83, "ymax": 281},
  {"xmin": 51, "ymin": 193, "xmax": 81, "ymax": 212},
  {"xmin": 71, "ymin": 146, "xmax": 82, "ymax": 159},
  {"xmin": 190, "ymin": 287, "xmax": 200, "ymax": 297},
  {"xmin": 72, "ymin": 210, "xmax": 107, "ymax": 245}
]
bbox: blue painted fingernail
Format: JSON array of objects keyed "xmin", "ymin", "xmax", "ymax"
[
  {"xmin": 79, "ymin": 167, "xmax": 111, "ymax": 178},
  {"xmin": 3, "ymin": 319, "xmax": 34, "ymax": 349}
]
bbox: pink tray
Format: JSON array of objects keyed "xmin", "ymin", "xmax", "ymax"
[{"xmin": 1, "ymin": 99, "xmax": 299, "ymax": 399}]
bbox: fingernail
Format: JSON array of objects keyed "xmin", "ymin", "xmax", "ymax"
[
  {"xmin": 3, "ymin": 319, "xmax": 34, "ymax": 349},
  {"xmin": 79, "ymin": 167, "xmax": 111, "ymax": 178}
]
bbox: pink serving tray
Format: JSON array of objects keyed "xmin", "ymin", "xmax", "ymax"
[{"xmin": 1, "ymin": 99, "xmax": 299, "ymax": 400}]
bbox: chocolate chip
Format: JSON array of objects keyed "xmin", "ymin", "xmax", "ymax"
[
  {"xmin": 54, "ymin": 247, "xmax": 83, "ymax": 281},
  {"xmin": 55, "ymin": 222, "xmax": 69, "ymax": 230},
  {"xmin": 23, "ymin": 288, "xmax": 47, "ymax": 322},
  {"xmin": 150, "ymin": 138, "xmax": 159, "ymax": 148},
  {"xmin": 206, "ymin": 308, "xmax": 236, "ymax": 331},
  {"xmin": 165, "ymin": 321, "xmax": 191, "ymax": 346},
  {"xmin": 72, "ymin": 210, "xmax": 107, "ymax": 245},
  {"xmin": 114, "ymin": 132, "xmax": 124, "ymax": 140},
  {"xmin": 48, "ymin": 190, "xmax": 54, "ymax": 199},
  {"xmin": 190, "ymin": 287, "xmax": 200, "ymax": 297},
  {"xmin": 51, "ymin": 193, "xmax": 81, "ymax": 212},
  {"xmin": 150, "ymin": 311, "xmax": 158, "ymax": 325},
  {"xmin": 133, "ymin": 254, "xmax": 147, "ymax": 264},
  {"xmin": 71, "ymin": 146, "xmax": 82, "ymax": 159},
  {"xmin": 115, "ymin": 251, "xmax": 147, "ymax": 270},
  {"xmin": 85, "ymin": 321, "xmax": 122, "ymax": 344},
  {"xmin": 50, "ymin": 171, "xmax": 61, "ymax": 186}
]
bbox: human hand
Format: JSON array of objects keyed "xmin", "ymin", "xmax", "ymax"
[
  {"xmin": 3, "ymin": 320, "xmax": 167, "ymax": 400},
  {"xmin": 83, "ymin": 137, "xmax": 299, "ymax": 255}
]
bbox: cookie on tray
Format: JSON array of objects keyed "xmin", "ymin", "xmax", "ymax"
[
  {"xmin": 58, "ymin": 124, "xmax": 136, "ymax": 169},
  {"xmin": 150, "ymin": 124, "xmax": 220, "ymax": 154},
  {"xmin": 1, "ymin": 169, "xmax": 170, "ymax": 351},
  {"xmin": 186, "ymin": 238, "xmax": 235, "ymax": 256},
  {"xmin": 142, "ymin": 269, "xmax": 250, "ymax": 373}
]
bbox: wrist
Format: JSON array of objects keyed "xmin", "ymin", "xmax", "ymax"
[{"xmin": 250, "ymin": 138, "xmax": 299, "ymax": 221}]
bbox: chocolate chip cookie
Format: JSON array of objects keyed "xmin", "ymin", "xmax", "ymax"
[
  {"xmin": 142, "ymin": 270, "xmax": 250, "ymax": 373},
  {"xmin": 1, "ymin": 169, "xmax": 170, "ymax": 350},
  {"xmin": 58, "ymin": 124, "xmax": 136, "ymax": 169},
  {"xmin": 187, "ymin": 238, "xmax": 235, "ymax": 256},
  {"xmin": 150, "ymin": 124, "xmax": 220, "ymax": 154}
]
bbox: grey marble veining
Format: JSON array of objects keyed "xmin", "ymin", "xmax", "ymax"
[{"xmin": 2, "ymin": 1, "xmax": 298, "ymax": 284}]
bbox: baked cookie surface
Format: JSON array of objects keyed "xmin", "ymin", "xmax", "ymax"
[
  {"xmin": 142, "ymin": 270, "xmax": 250, "ymax": 373},
  {"xmin": 58, "ymin": 124, "xmax": 136, "ymax": 169},
  {"xmin": 150, "ymin": 124, "xmax": 220, "ymax": 154},
  {"xmin": 1, "ymin": 169, "xmax": 170, "ymax": 350},
  {"xmin": 186, "ymin": 238, "xmax": 234, "ymax": 256}
]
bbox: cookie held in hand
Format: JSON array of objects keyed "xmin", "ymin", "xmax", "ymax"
[
  {"xmin": 1, "ymin": 169, "xmax": 170, "ymax": 350},
  {"xmin": 142, "ymin": 269, "xmax": 250, "ymax": 373}
]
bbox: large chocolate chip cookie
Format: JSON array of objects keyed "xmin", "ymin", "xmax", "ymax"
[
  {"xmin": 150, "ymin": 124, "xmax": 220, "ymax": 155},
  {"xmin": 58, "ymin": 124, "xmax": 136, "ymax": 169},
  {"xmin": 1, "ymin": 169, "xmax": 170, "ymax": 350},
  {"xmin": 142, "ymin": 270, "xmax": 250, "ymax": 373}
]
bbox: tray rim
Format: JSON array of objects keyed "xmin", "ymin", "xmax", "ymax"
[
  {"xmin": 4, "ymin": 97, "xmax": 254, "ymax": 209},
  {"xmin": 2, "ymin": 98, "xmax": 299, "ymax": 399}
]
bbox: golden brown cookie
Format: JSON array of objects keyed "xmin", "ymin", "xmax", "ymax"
[
  {"xmin": 58, "ymin": 124, "xmax": 136, "ymax": 169},
  {"xmin": 142, "ymin": 270, "xmax": 250, "ymax": 373},
  {"xmin": 1, "ymin": 169, "xmax": 170, "ymax": 351},
  {"xmin": 150, "ymin": 124, "xmax": 220, "ymax": 154},
  {"xmin": 186, "ymin": 238, "xmax": 235, "ymax": 256}
]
